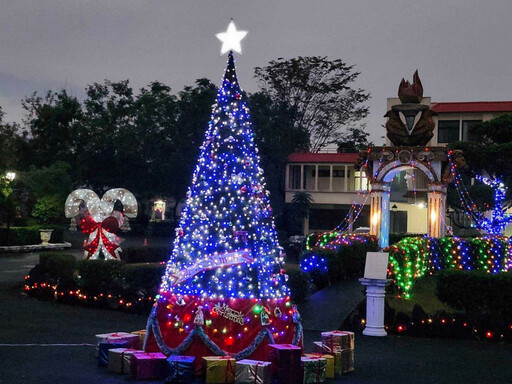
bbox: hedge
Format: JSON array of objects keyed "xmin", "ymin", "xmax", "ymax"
[
  {"xmin": 301, "ymin": 234, "xmax": 379, "ymax": 288},
  {"xmin": 26, "ymin": 253, "xmax": 311, "ymax": 311},
  {"xmin": 26, "ymin": 256, "xmax": 165, "ymax": 313},
  {"xmin": 76, "ymin": 259, "xmax": 125, "ymax": 297},
  {"xmin": 39, "ymin": 253, "xmax": 76, "ymax": 280},
  {"xmin": 0, "ymin": 225, "xmax": 65, "ymax": 246},
  {"xmin": 388, "ymin": 236, "xmax": 512, "ymax": 298},
  {"xmin": 120, "ymin": 245, "xmax": 171, "ymax": 263},
  {"xmin": 286, "ymin": 269, "xmax": 310, "ymax": 304},
  {"xmin": 436, "ymin": 270, "xmax": 512, "ymax": 323}
]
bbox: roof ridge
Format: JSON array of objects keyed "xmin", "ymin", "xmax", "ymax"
[{"xmin": 433, "ymin": 100, "xmax": 512, "ymax": 105}]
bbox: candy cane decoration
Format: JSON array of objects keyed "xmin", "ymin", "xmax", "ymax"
[{"xmin": 64, "ymin": 188, "xmax": 138, "ymax": 260}]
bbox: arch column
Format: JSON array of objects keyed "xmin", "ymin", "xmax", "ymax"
[
  {"xmin": 370, "ymin": 182, "xmax": 391, "ymax": 248},
  {"xmin": 427, "ymin": 183, "xmax": 447, "ymax": 238}
]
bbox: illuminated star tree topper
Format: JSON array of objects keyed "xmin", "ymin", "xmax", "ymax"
[{"xmin": 216, "ymin": 19, "xmax": 248, "ymax": 55}]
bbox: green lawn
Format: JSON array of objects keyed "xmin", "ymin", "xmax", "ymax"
[{"xmin": 386, "ymin": 276, "xmax": 455, "ymax": 315}]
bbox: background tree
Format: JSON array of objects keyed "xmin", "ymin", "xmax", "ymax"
[
  {"xmin": 290, "ymin": 191, "xmax": 313, "ymax": 235},
  {"xmin": 249, "ymin": 91, "xmax": 309, "ymax": 215},
  {"xmin": 22, "ymin": 90, "xmax": 83, "ymax": 171},
  {"xmin": 21, "ymin": 161, "xmax": 73, "ymax": 224},
  {"xmin": 170, "ymin": 79, "xmax": 217, "ymax": 221},
  {"xmin": 337, "ymin": 126, "xmax": 372, "ymax": 153},
  {"xmin": 448, "ymin": 114, "xmax": 512, "ymax": 229},
  {"xmin": 254, "ymin": 56, "xmax": 370, "ymax": 152}
]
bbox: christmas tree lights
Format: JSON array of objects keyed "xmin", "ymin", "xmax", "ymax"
[
  {"xmin": 158, "ymin": 52, "xmax": 288, "ymax": 300},
  {"xmin": 144, "ymin": 26, "xmax": 301, "ymax": 362}
]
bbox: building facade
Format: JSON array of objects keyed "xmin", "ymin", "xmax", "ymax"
[
  {"xmin": 285, "ymin": 152, "xmax": 370, "ymax": 234},
  {"xmin": 285, "ymin": 99, "xmax": 512, "ymax": 235}
]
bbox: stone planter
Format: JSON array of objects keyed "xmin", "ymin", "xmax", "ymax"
[{"xmin": 39, "ymin": 229, "xmax": 54, "ymax": 246}]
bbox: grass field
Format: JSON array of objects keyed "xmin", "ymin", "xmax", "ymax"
[{"xmin": 386, "ymin": 276, "xmax": 454, "ymax": 315}]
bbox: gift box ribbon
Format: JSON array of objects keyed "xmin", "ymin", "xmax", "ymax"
[
  {"xmin": 252, "ymin": 362, "xmax": 265, "ymax": 384},
  {"xmin": 219, "ymin": 356, "xmax": 235, "ymax": 383},
  {"xmin": 325, "ymin": 331, "xmax": 351, "ymax": 352}
]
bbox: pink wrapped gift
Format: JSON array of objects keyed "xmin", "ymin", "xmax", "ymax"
[
  {"xmin": 95, "ymin": 332, "xmax": 139, "ymax": 356},
  {"xmin": 131, "ymin": 352, "xmax": 169, "ymax": 380},
  {"xmin": 107, "ymin": 348, "xmax": 140, "ymax": 374},
  {"xmin": 268, "ymin": 344, "xmax": 302, "ymax": 384}
]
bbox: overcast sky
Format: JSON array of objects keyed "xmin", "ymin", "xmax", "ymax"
[{"xmin": 0, "ymin": 0, "xmax": 511, "ymax": 144}]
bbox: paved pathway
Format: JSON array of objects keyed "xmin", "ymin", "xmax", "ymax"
[
  {"xmin": 298, "ymin": 279, "xmax": 364, "ymax": 331},
  {"xmin": 0, "ymin": 250, "xmax": 83, "ymax": 283}
]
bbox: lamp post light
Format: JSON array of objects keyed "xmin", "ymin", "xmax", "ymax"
[
  {"xmin": 6, "ymin": 172, "xmax": 16, "ymax": 182},
  {"xmin": 4, "ymin": 171, "xmax": 16, "ymax": 245}
]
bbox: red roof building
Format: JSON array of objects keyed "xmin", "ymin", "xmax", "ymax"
[
  {"xmin": 431, "ymin": 101, "xmax": 512, "ymax": 114},
  {"xmin": 287, "ymin": 152, "xmax": 359, "ymax": 164},
  {"xmin": 387, "ymin": 96, "xmax": 512, "ymax": 145}
]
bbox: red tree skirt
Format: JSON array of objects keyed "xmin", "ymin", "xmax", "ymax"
[{"xmin": 144, "ymin": 294, "xmax": 302, "ymax": 367}]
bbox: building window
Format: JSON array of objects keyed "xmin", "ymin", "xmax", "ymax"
[
  {"xmin": 288, "ymin": 165, "xmax": 301, "ymax": 189},
  {"xmin": 437, "ymin": 120, "xmax": 460, "ymax": 143},
  {"xmin": 317, "ymin": 165, "xmax": 331, "ymax": 191},
  {"xmin": 303, "ymin": 165, "xmax": 316, "ymax": 190},
  {"xmin": 462, "ymin": 120, "xmax": 481, "ymax": 142},
  {"xmin": 354, "ymin": 170, "xmax": 368, "ymax": 191}
]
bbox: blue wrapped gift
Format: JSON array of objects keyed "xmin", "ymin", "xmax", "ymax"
[
  {"xmin": 166, "ymin": 355, "xmax": 195, "ymax": 383},
  {"xmin": 98, "ymin": 340, "xmax": 131, "ymax": 367}
]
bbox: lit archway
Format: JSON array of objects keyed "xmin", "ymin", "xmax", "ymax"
[{"xmin": 359, "ymin": 147, "xmax": 451, "ymax": 248}]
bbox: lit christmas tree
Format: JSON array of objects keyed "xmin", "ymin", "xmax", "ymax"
[{"xmin": 144, "ymin": 21, "xmax": 302, "ymax": 362}]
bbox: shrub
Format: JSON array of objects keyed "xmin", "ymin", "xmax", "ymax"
[
  {"xmin": 31, "ymin": 196, "xmax": 62, "ymax": 224},
  {"xmin": 286, "ymin": 269, "xmax": 310, "ymax": 304},
  {"xmin": 146, "ymin": 221, "xmax": 175, "ymax": 237},
  {"xmin": 436, "ymin": 270, "xmax": 512, "ymax": 323},
  {"xmin": 121, "ymin": 246, "xmax": 171, "ymax": 263},
  {"xmin": 0, "ymin": 225, "xmax": 65, "ymax": 246},
  {"xmin": 301, "ymin": 234, "xmax": 378, "ymax": 288},
  {"xmin": 389, "ymin": 233, "xmax": 424, "ymax": 245},
  {"xmin": 76, "ymin": 260, "xmax": 124, "ymax": 296},
  {"xmin": 122, "ymin": 263, "xmax": 165, "ymax": 297},
  {"xmin": 39, "ymin": 253, "xmax": 76, "ymax": 280},
  {"xmin": 388, "ymin": 236, "xmax": 511, "ymax": 298}
]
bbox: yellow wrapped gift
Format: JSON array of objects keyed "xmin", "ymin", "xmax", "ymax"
[
  {"xmin": 203, "ymin": 356, "xmax": 236, "ymax": 384},
  {"xmin": 130, "ymin": 329, "xmax": 146, "ymax": 350},
  {"xmin": 303, "ymin": 353, "xmax": 335, "ymax": 379},
  {"xmin": 329, "ymin": 349, "xmax": 354, "ymax": 375}
]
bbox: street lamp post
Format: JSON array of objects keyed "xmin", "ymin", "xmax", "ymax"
[{"xmin": 4, "ymin": 172, "xmax": 16, "ymax": 245}]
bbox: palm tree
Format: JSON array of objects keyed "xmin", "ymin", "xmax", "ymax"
[{"xmin": 291, "ymin": 192, "xmax": 313, "ymax": 235}]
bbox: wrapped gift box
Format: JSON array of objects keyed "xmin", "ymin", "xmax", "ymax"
[
  {"xmin": 131, "ymin": 352, "xmax": 169, "ymax": 380},
  {"xmin": 95, "ymin": 332, "xmax": 139, "ymax": 356},
  {"xmin": 166, "ymin": 355, "xmax": 195, "ymax": 384},
  {"xmin": 320, "ymin": 331, "xmax": 354, "ymax": 352},
  {"xmin": 131, "ymin": 329, "xmax": 147, "ymax": 350},
  {"xmin": 339, "ymin": 349, "xmax": 354, "ymax": 374},
  {"xmin": 268, "ymin": 344, "xmax": 302, "ymax": 384},
  {"xmin": 98, "ymin": 340, "xmax": 133, "ymax": 367},
  {"xmin": 328, "ymin": 349, "xmax": 354, "ymax": 375},
  {"xmin": 303, "ymin": 354, "xmax": 334, "ymax": 379},
  {"xmin": 235, "ymin": 359, "xmax": 271, "ymax": 384},
  {"xmin": 312, "ymin": 341, "xmax": 330, "ymax": 354},
  {"xmin": 107, "ymin": 348, "xmax": 140, "ymax": 374},
  {"xmin": 301, "ymin": 356, "xmax": 326, "ymax": 384},
  {"xmin": 203, "ymin": 356, "xmax": 236, "ymax": 384}
]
